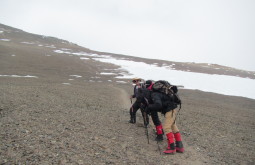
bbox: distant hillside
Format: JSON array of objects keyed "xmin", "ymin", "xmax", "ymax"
[{"xmin": 1, "ymin": 23, "xmax": 254, "ymax": 79}]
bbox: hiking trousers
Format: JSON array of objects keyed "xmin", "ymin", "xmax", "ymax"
[
  {"xmin": 151, "ymin": 110, "xmax": 161, "ymax": 126},
  {"xmin": 163, "ymin": 109, "xmax": 179, "ymax": 134},
  {"xmin": 130, "ymin": 100, "xmax": 140, "ymax": 117}
]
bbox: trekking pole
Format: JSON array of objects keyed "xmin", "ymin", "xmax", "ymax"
[
  {"xmin": 157, "ymin": 140, "xmax": 161, "ymax": 155},
  {"xmin": 142, "ymin": 110, "xmax": 150, "ymax": 144}
]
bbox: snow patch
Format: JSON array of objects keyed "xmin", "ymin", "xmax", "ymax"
[
  {"xmin": 116, "ymin": 81, "xmax": 127, "ymax": 83},
  {"xmin": 21, "ymin": 42, "xmax": 34, "ymax": 44},
  {"xmin": 80, "ymin": 57, "xmax": 90, "ymax": 60},
  {"xmin": 100, "ymin": 72, "xmax": 117, "ymax": 75},
  {"xmin": 61, "ymin": 48, "xmax": 72, "ymax": 51},
  {"xmin": 104, "ymin": 69, "xmax": 115, "ymax": 71},
  {"xmin": 94, "ymin": 56, "xmax": 255, "ymax": 100},
  {"xmin": 45, "ymin": 45, "xmax": 56, "ymax": 48},
  {"xmin": 54, "ymin": 50, "xmax": 66, "ymax": 54},
  {"xmin": 0, "ymin": 39, "xmax": 10, "ymax": 41},
  {"xmin": 70, "ymin": 75, "xmax": 82, "ymax": 78},
  {"xmin": 164, "ymin": 65, "xmax": 173, "ymax": 69},
  {"xmin": 54, "ymin": 50, "xmax": 111, "ymax": 58},
  {"xmin": 62, "ymin": 83, "xmax": 71, "ymax": 85},
  {"xmin": 0, "ymin": 75, "xmax": 38, "ymax": 78},
  {"xmin": 91, "ymin": 76, "xmax": 101, "ymax": 79}
]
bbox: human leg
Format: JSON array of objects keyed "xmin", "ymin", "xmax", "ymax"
[
  {"xmin": 151, "ymin": 111, "xmax": 163, "ymax": 141},
  {"xmin": 129, "ymin": 100, "xmax": 140, "ymax": 124},
  {"xmin": 163, "ymin": 110, "xmax": 176, "ymax": 154},
  {"xmin": 170, "ymin": 110, "xmax": 184, "ymax": 153}
]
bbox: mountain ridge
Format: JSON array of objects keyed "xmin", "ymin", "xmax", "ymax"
[{"xmin": 1, "ymin": 23, "xmax": 254, "ymax": 79}]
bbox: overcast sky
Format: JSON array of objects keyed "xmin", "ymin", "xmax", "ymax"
[{"xmin": 0, "ymin": 0, "xmax": 255, "ymax": 71}]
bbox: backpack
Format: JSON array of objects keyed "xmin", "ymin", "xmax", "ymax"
[
  {"xmin": 137, "ymin": 87, "xmax": 152, "ymax": 105},
  {"xmin": 152, "ymin": 80, "xmax": 182, "ymax": 107}
]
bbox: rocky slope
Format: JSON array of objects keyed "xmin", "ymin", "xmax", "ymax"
[{"xmin": 1, "ymin": 23, "xmax": 255, "ymax": 164}]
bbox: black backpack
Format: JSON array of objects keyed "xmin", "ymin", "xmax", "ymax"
[
  {"xmin": 137, "ymin": 87, "xmax": 152, "ymax": 105},
  {"xmin": 152, "ymin": 80, "xmax": 182, "ymax": 107}
]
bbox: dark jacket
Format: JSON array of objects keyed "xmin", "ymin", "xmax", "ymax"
[
  {"xmin": 147, "ymin": 91, "xmax": 177, "ymax": 114},
  {"xmin": 132, "ymin": 83, "xmax": 145, "ymax": 98},
  {"xmin": 136, "ymin": 87, "xmax": 153, "ymax": 105},
  {"xmin": 132, "ymin": 85, "xmax": 140, "ymax": 98}
]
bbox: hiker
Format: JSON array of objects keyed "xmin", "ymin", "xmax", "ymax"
[
  {"xmin": 129, "ymin": 78, "xmax": 164, "ymax": 142},
  {"xmin": 129, "ymin": 78, "xmax": 144, "ymax": 124},
  {"xmin": 139, "ymin": 80, "xmax": 164, "ymax": 141},
  {"xmin": 146, "ymin": 81, "xmax": 184, "ymax": 154}
]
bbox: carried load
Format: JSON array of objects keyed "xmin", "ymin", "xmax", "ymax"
[{"xmin": 152, "ymin": 80, "xmax": 181, "ymax": 107}]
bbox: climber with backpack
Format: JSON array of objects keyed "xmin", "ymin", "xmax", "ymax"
[
  {"xmin": 129, "ymin": 78, "xmax": 145, "ymax": 124},
  {"xmin": 145, "ymin": 80, "xmax": 184, "ymax": 154},
  {"xmin": 132, "ymin": 80, "xmax": 163, "ymax": 141},
  {"xmin": 138, "ymin": 80, "xmax": 164, "ymax": 141}
]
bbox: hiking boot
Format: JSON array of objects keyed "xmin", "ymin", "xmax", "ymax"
[
  {"xmin": 129, "ymin": 108, "xmax": 136, "ymax": 124},
  {"xmin": 174, "ymin": 132, "xmax": 184, "ymax": 153},
  {"xmin": 129, "ymin": 116, "xmax": 136, "ymax": 124},
  {"xmin": 129, "ymin": 114, "xmax": 136, "ymax": 124},
  {"xmin": 163, "ymin": 143, "xmax": 176, "ymax": 154},
  {"xmin": 155, "ymin": 134, "xmax": 163, "ymax": 141},
  {"xmin": 155, "ymin": 124, "xmax": 163, "ymax": 141},
  {"xmin": 176, "ymin": 141, "xmax": 184, "ymax": 153},
  {"xmin": 163, "ymin": 132, "xmax": 176, "ymax": 154}
]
